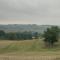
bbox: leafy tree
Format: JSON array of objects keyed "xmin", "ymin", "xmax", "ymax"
[
  {"xmin": 43, "ymin": 26, "xmax": 60, "ymax": 48},
  {"xmin": 27, "ymin": 32, "xmax": 32, "ymax": 39},
  {"xmin": 0, "ymin": 30, "xmax": 5, "ymax": 36},
  {"xmin": 16, "ymin": 32, "xmax": 23, "ymax": 40},
  {"xmin": 6, "ymin": 33, "xmax": 17, "ymax": 40},
  {"xmin": 22, "ymin": 31, "xmax": 32, "ymax": 40},
  {"xmin": 34, "ymin": 32, "xmax": 39, "ymax": 39},
  {"xmin": 0, "ymin": 30, "xmax": 5, "ymax": 39}
]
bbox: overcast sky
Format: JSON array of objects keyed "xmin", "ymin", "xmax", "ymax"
[{"xmin": 0, "ymin": 0, "xmax": 60, "ymax": 25}]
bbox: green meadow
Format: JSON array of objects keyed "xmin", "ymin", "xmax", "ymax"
[{"xmin": 0, "ymin": 39, "xmax": 60, "ymax": 60}]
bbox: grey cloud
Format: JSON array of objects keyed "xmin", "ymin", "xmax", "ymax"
[
  {"xmin": 0, "ymin": 0, "xmax": 49, "ymax": 17},
  {"xmin": 0, "ymin": 0, "xmax": 60, "ymax": 25}
]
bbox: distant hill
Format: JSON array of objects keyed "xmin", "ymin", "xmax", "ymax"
[{"xmin": 0, "ymin": 24, "xmax": 57, "ymax": 33}]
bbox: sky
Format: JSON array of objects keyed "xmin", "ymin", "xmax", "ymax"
[{"xmin": 0, "ymin": 0, "xmax": 60, "ymax": 25}]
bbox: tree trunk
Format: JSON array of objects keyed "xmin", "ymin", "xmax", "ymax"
[{"xmin": 48, "ymin": 42, "xmax": 54, "ymax": 48}]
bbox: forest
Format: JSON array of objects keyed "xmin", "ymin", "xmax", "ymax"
[{"xmin": 0, "ymin": 30, "xmax": 39, "ymax": 40}]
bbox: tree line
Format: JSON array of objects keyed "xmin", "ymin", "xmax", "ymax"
[{"xmin": 0, "ymin": 30, "xmax": 39, "ymax": 40}]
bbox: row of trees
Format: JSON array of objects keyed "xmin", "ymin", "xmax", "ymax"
[{"xmin": 0, "ymin": 31, "xmax": 39, "ymax": 40}]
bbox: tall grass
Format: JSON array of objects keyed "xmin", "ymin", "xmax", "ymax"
[{"xmin": 0, "ymin": 39, "xmax": 60, "ymax": 54}]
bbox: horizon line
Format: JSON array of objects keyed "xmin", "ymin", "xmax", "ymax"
[{"xmin": 0, "ymin": 24, "xmax": 60, "ymax": 26}]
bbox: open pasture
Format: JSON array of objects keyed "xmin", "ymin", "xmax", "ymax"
[{"xmin": 0, "ymin": 40, "xmax": 60, "ymax": 60}]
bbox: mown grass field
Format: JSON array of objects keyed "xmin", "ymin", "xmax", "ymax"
[{"xmin": 0, "ymin": 39, "xmax": 60, "ymax": 60}]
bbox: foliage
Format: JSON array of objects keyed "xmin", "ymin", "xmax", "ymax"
[
  {"xmin": 0, "ymin": 30, "xmax": 5, "ymax": 39},
  {"xmin": 32, "ymin": 32, "xmax": 39, "ymax": 39},
  {"xmin": 0, "ymin": 30, "xmax": 39, "ymax": 40},
  {"xmin": 43, "ymin": 26, "xmax": 60, "ymax": 47}
]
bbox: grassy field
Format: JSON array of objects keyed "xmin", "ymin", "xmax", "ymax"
[{"xmin": 0, "ymin": 39, "xmax": 60, "ymax": 60}]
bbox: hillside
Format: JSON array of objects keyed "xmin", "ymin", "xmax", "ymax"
[{"xmin": 0, "ymin": 24, "xmax": 53, "ymax": 33}]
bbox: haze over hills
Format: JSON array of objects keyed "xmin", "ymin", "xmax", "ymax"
[{"xmin": 0, "ymin": 24, "xmax": 54, "ymax": 33}]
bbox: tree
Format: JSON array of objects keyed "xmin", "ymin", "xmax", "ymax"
[
  {"xmin": 22, "ymin": 31, "xmax": 32, "ymax": 40},
  {"xmin": 0, "ymin": 30, "xmax": 5, "ymax": 39},
  {"xmin": 16, "ymin": 32, "xmax": 23, "ymax": 40},
  {"xmin": 6, "ymin": 33, "xmax": 17, "ymax": 40},
  {"xmin": 32, "ymin": 32, "xmax": 39, "ymax": 39},
  {"xmin": 43, "ymin": 26, "xmax": 60, "ymax": 48}
]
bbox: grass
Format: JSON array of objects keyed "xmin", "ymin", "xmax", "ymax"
[
  {"xmin": 0, "ymin": 39, "xmax": 60, "ymax": 53},
  {"xmin": 0, "ymin": 39, "xmax": 60, "ymax": 60}
]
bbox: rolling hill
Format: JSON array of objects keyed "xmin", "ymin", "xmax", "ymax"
[{"xmin": 0, "ymin": 24, "xmax": 55, "ymax": 33}]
